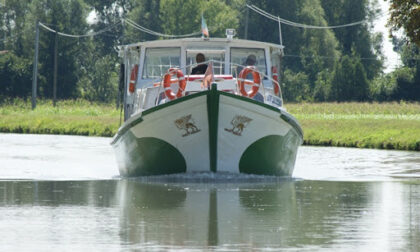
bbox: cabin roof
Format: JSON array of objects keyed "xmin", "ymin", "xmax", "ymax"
[{"xmin": 121, "ymin": 38, "xmax": 284, "ymax": 51}]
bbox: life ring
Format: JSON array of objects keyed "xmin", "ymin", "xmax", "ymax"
[
  {"xmin": 163, "ymin": 68, "xmax": 186, "ymax": 100},
  {"xmin": 129, "ymin": 65, "xmax": 139, "ymax": 93},
  {"xmin": 272, "ymin": 66, "xmax": 280, "ymax": 96},
  {"xmin": 237, "ymin": 66, "xmax": 261, "ymax": 98}
]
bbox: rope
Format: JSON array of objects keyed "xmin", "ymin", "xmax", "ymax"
[
  {"xmin": 39, "ymin": 21, "xmax": 121, "ymax": 38},
  {"xmin": 124, "ymin": 18, "xmax": 202, "ymax": 38},
  {"xmin": 247, "ymin": 4, "xmax": 367, "ymax": 29}
]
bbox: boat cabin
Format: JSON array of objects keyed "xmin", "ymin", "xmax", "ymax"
[{"xmin": 120, "ymin": 37, "xmax": 284, "ymax": 120}]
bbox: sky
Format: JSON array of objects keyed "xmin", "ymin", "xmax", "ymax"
[{"xmin": 374, "ymin": 0, "xmax": 401, "ymax": 72}]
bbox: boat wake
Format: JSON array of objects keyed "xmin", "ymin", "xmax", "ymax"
[{"xmin": 123, "ymin": 172, "xmax": 298, "ymax": 184}]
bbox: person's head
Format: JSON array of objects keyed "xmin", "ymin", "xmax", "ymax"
[
  {"xmin": 196, "ymin": 53, "xmax": 205, "ymax": 63},
  {"xmin": 246, "ymin": 54, "xmax": 256, "ymax": 65}
]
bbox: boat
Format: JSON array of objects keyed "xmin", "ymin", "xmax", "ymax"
[{"xmin": 111, "ymin": 31, "xmax": 303, "ymax": 177}]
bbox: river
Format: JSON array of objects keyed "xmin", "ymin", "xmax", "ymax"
[{"xmin": 0, "ymin": 133, "xmax": 419, "ymax": 251}]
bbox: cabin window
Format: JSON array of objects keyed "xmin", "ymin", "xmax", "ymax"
[
  {"xmin": 186, "ymin": 50, "xmax": 225, "ymax": 75},
  {"xmin": 230, "ymin": 48, "xmax": 267, "ymax": 77},
  {"xmin": 142, "ymin": 47, "xmax": 181, "ymax": 79}
]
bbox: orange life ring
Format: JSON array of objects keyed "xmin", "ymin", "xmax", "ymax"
[
  {"xmin": 163, "ymin": 68, "xmax": 186, "ymax": 100},
  {"xmin": 272, "ymin": 66, "xmax": 280, "ymax": 96},
  {"xmin": 237, "ymin": 66, "xmax": 261, "ymax": 98},
  {"xmin": 129, "ymin": 65, "xmax": 139, "ymax": 93}
]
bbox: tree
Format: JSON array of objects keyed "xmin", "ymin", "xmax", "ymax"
[
  {"xmin": 125, "ymin": 0, "xmax": 161, "ymax": 42},
  {"xmin": 77, "ymin": 54, "xmax": 118, "ymax": 102},
  {"xmin": 0, "ymin": 53, "xmax": 32, "ymax": 99},
  {"xmin": 387, "ymin": 0, "xmax": 420, "ymax": 46},
  {"xmin": 331, "ymin": 55, "xmax": 369, "ymax": 101},
  {"xmin": 159, "ymin": 0, "xmax": 239, "ymax": 38},
  {"xmin": 282, "ymin": 69, "xmax": 311, "ymax": 102},
  {"xmin": 297, "ymin": 0, "xmax": 340, "ymax": 86},
  {"xmin": 321, "ymin": 0, "xmax": 383, "ymax": 80},
  {"xmin": 84, "ymin": 0, "xmax": 133, "ymax": 53}
]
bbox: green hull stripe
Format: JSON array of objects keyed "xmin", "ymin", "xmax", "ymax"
[
  {"xmin": 207, "ymin": 84, "xmax": 220, "ymax": 172},
  {"xmin": 239, "ymin": 133, "xmax": 301, "ymax": 176},
  {"xmin": 114, "ymin": 131, "xmax": 186, "ymax": 176}
]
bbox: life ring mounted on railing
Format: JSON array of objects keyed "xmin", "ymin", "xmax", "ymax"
[
  {"xmin": 272, "ymin": 66, "xmax": 280, "ymax": 96},
  {"xmin": 129, "ymin": 64, "xmax": 139, "ymax": 93},
  {"xmin": 163, "ymin": 68, "xmax": 187, "ymax": 100},
  {"xmin": 237, "ymin": 66, "xmax": 261, "ymax": 98}
]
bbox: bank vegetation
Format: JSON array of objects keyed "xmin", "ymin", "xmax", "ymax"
[{"xmin": 1, "ymin": 99, "xmax": 419, "ymax": 151}]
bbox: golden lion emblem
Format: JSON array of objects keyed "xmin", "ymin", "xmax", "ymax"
[
  {"xmin": 174, "ymin": 114, "xmax": 201, "ymax": 137},
  {"xmin": 224, "ymin": 115, "xmax": 252, "ymax": 136}
]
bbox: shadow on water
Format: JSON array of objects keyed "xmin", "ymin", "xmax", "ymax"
[{"xmin": 1, "ymin": 179, "xmax": 420, "ymax": 250}]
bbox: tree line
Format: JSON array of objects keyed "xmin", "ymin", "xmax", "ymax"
[{"xmin": 0, "ymin": 0, "xmax": 419, "ymax": 103}]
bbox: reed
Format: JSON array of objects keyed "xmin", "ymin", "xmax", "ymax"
[{"xmin": 1, "ymin": 99, "xmax": 419, "ymax": 150}]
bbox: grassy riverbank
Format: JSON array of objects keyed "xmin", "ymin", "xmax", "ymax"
[
  {"xmin": 286, "ymin": 102, "xmax": 420, "ymax": 151},
  {"xmin": 1, "ymin": 99, "xmax": 419, "ymax": 151},
  {"xmin": 0, "ymin": 99, "xmax": 120, "ymax": 137}
]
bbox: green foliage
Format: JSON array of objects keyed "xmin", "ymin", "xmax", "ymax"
[
  {"xmin": 313, "ymin": 70, "xmax": 332, "ymax": 101},
  {"xmin": 320, "ymin": 0, "xmax": 383, "ymax": 80},
  {"xmin": 126, "ymin": 0, "xmax": 161, "ymax": 42},
  {"xmin": 77, "ymin": 55, "xmax": 119, "ymax": 102},
  {"xmin": 371, "ymin": 42, "xmax": 420, "ymax": 101},
  {"xmin": 0, "ymin": 0, "xmax": 416, "ymax": 103},
  {"xmin": 331, "ymin": 55, "xmax": 369, "ymax": 101},
  {"xmin": 0, "ymin": 52, "xmax": 32, "ymax": 98},
  {"xmin": 282, "ymin": 69, "xmax": 311, "ymax": 102},
  {"xmin": 387, "ymin": 0, "xmax": 420, "ymax": 46},
  {"xmin": 298, "ymin": 0, "xmax": 339, "ymax": 85},
  {"xmin": 159, "ymin": 0, "xmax": 239, "ymax": 38}
]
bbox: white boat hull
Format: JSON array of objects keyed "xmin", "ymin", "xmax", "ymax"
[{"xmin": 111, "ymin": 86, "xmax": 303, "ymax": 176}]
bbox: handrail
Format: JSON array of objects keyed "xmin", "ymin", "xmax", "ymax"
[{"xmin": 140, "ymin": 60, "xmax": 283, "ymax": 101}]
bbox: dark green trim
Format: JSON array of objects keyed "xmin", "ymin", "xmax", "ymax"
[
  {"xmin": 112, "ymin": 88, "xmax": 303, "ymax": 146},
  {"xmin": 207, "ymin": 84, "xmax": 220, "ymax": 172},
  {"xmin": 111, "ymin": 116, "xmax": 143, "ymax": 145},
  {"xmin": 114, "ymin": 132, "xmax": 187, "ymax": 176},
  {"xmin": 220, "ymin": 92, "xmax": 303, "ymax": 139},
  {"xmin": 142, "ymin": 91, "xmax": 208, "ymax": 117},
  {"xmin": 220, "ymin": 92, "xmax": 281, "ymax": 113},
  {"xmin": 239, "ymin": 133, "xmax": 300, "ymax": 176},
  {"xmin": 280, "ymin": 112, "xmax": 304, "ymax": 139},
  {"xmin": 111, "ymin": 91, "xmax": 208, "ymax": 145}
]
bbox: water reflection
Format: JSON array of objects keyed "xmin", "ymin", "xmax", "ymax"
[{"xmin": 1, "ymin": 180, "xmax": 420, "ymax": 250}]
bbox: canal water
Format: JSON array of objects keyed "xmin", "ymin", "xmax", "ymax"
[{"xmin": 0, "ymin": 133, "xmax": 419, "ymax": 251}]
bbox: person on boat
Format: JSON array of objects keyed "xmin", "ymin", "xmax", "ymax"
[
  {"xmin": 237, "ymin": 54, "xmax": 264, "ymax": 102},
  {"xmin": 191, "ymin": 53, "xmax": 208, "ymax": 74},
  {"xmin": 236, "ymin": 54, "xmax": 256, "ymax": 75},
  {"xmin": 245, "ymin": 54, "xmax": 256, "ymax": 66}
]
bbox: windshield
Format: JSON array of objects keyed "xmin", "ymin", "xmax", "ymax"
[
  {"xmin": 230, "ymin": 48, "xmax": 266, "ymax": 77},
  {"xmin": 142, "ymin": 47, "xmax": 181, "ymax": 79},
  {"xmin": 186, "ymin": 50, "xmax": 225, "ymax": 75}
]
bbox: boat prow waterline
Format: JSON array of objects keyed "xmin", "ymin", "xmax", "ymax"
[{"xmin": 111, "ymin": 37, "xmax": 303, "ymax": 177}]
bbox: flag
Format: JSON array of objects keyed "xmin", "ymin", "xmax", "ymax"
[
  {"xmin": 203, "ymin": 61, "xmax": 214, "ymax": 89},
  {"xmin": 201, "ymin": 15, "xmax": 209, "ymax": 38}
]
